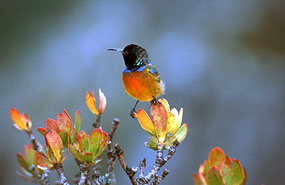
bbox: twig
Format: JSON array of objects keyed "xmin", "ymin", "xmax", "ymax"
[
  {"xmin": 54, "ymin": 163, "xmax": 69, "ymax": 185},
  {"xmin": 139, "ymin": 158, "xmax": 146, "ymax": 178},
  {"xmin": 41, "ymin": 170, "xmax": 50, "ymax": 185},
  {"xmin": 105, "ymin": 118, "xmax": 120, "ymax": 185},
  {"xmin": 137, "ymin": 141, "xmax": 180, "ymax": 184},
  {"xmin": 93, "ymin": 114, "xmax": 101, "ymax": 128},
  {"xmin": 92, "ymin": 164, "xmax": 101, "ymax": 185},
  {"xmin": 76, "ymin": 160, "xmax": 90, "ymax": 185},
  {"xmin": 74, "ymin": 172, "xmax": 81, "ymax": 184},
  {"xmin": 150, "ymin": 169, "xmax": 170, "ymax": 185},
  {"xmin": 114, "ymin": 143, "xmax": 137, "ymax": 185},
  {"xmin": 26, "ymin": 130, "xmax": 45, "ymax": 156},
  {"xmin": 109, "ymin": 118, "xmax": 120, "ymax": 142}
]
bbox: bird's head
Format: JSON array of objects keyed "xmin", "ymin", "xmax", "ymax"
[{"xmin": 107, "ymin": 44, "xmax": 149, "ymax": 70}]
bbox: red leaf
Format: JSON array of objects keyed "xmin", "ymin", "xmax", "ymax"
[
  {"xmin": 46, "ymin": 118, "xmax": 58, "ymax": 132},
  {"xmin": 57, "ymin": 113, "xmax": 72, "ymax": 135}
]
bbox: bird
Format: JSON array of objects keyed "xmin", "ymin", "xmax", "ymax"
[{"xmin": 107, "ymin": 44, "xmax": 165, "ymax": 118}]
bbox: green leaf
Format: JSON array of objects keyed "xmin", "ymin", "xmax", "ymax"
[
  {"xmin": 145, "ymin": 135, "xmax": 159, "ymax": 150},
  {"xmin": 97, "ymin": 132, "xmax": 108, "ymax": 157},
  {"xmin": 69, "ymin": 144, "xmax": 84, "ymax": 162},
  {"xmin": 207, "ymin": 167, "xmax": 223, "ymax": 185},
  {"xmin": 73, "ymin": 110, "xmax": 81, "ymax": 143},
  {"xmin": 219, "ymin": 163, "xmax": 233, "ymax": 185},
  {"xmin": 24, "ymin": 144, "xmax": 36, "ymax": 165},
  {"xmin": 78, "ymin": 131, "xmax": 89, "ymax": 152},
  {"xmin": 89, "ymin": 129, "xmax": 103, "ymax": 155},
  {"xmin": 204, "ymin": 161, "xmax": 210, "ymax": 177},
  {"xmin": 166, "ymin": 123, "xmax": 188, "ymax": 146},
  {"xmin": 58, "ymin": 129, "xmax": 69, "ymax": 148},
  {"xmin": 209, "ymin": 147, "xmax": 225, "ymax": 167},
  {"xmin": 232, "ymin": 159, "xmax": 246, "ymax": 185}
]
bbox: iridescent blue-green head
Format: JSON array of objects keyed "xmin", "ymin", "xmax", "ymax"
[{"xmin": 107, "ymin": 44, "xmax": 149, "ymax": 70}]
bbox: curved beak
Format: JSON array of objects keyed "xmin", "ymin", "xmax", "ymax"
[{"xmin": 106, "ymin": 48, "xmax": 123, "ymax": 53}]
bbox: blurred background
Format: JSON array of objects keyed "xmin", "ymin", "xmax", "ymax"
[{"xmin": 1, "ymin": 1, "xmax": 284, "ymax": 184}]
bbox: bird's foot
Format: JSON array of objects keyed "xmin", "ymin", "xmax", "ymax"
[
  {"xmin": 150, "ymin": 97, "xmax": 160, "ymax": 107},
  {"xmin": 130, "ymin": 109, "xmax": 136, "ymax": 119},
  {"xmin": 130, "ymin": 100, "xmax": 139, "ymax": 119}
]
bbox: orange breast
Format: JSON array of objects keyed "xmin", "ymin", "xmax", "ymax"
[{"xmin": 122, "ymin": 70, "xmax": 163, "ymax": 102}]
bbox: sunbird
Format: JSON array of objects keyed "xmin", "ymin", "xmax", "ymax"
[{"xmin": 107, "ymin": 44, "xmax": 165, "ymax": 118}]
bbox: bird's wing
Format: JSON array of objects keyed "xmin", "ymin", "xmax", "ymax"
[{"xmin": 146, "ymin": 64, "xmax": 161, "ymax": 83}]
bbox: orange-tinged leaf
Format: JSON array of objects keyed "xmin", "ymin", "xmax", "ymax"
[
  {"xmin": 46, "ymin": 118, "xmax": 58, "ymax": 132},
  {"xmin": 83, "ymin": 152, "xmax": 94, "ymax": 163},
  {"xmin": 64, "ymin": 109, "xmax": 73, "ymax": 125},
  {"xmin": 20, "ymin": 113, "xmax": 31, "ymax": 125},
  {"xmin": 46, "ymin": 129, "xmax": 63, "ymax": 163},
  {"xmin": 57, "ymin": 113, "xmax": 72, "ymax": 135},
  {"xmin": 225, "ymin": 155, "xmax": 232, "ymax": 168},
  {"xmin": 135, "ymin": 109, "xmax": 156, "ymax": 135},
  {"xmin": 86, "ymin": 91, "xmax": 99, "ymax": 115},
  {"xmin": 38, "ymin": 127, "xmax": 48, "ymax": 137},
  {"xmin": 150, "ymin": 102, "xmax": 168, "ymax": 142},
  {"xmin": 207, "ymin": 167, "xmax": 223, "ymax": 185},
  {"xmin": 193, "ymin": 173, "xmax": 207, "ymax": 185},
  {"xmin": 99, "ymin": 89, "xmax": 107, "ymax": 114},
  {"xmin": 11, "ymin": 108, "xmax": 30, "ymax": 131},
  {"xmin": 209, "ymin": 147, "xmax": 225, "ymax": 167},
  {"xmin": 36, "ymin": 154, "xmax": 53, "ymax": 170}
]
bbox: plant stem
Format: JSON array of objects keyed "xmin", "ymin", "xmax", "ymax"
[{"xmin": 54, "ymin": 163, "xmax": 69, "ymax": 185}]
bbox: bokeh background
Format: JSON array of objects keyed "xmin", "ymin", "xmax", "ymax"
[{"xmin": 1, "ymin": 1, "xmax": 284, "ymax": 184}]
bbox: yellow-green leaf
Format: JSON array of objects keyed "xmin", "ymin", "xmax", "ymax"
[{"xmin": 232, "ymin": 159, "xmax": 246, "ymax": 185}]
